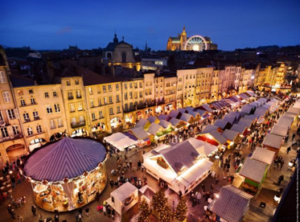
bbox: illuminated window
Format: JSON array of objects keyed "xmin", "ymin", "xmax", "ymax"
[
  {"xmin": 44, "ymin": 92, "xmax": 49, "ymax": 98},
  {"xmin": 0, "ymin": 71, "xmax": 6, "ymax": 83},
  {"xmin": 36, "ymin": 125, "xmax": 42, "ymax": 133},
  {"xmin": 54, "ymin": 104, "xmax": 60, "ymax": 112},
  {"xmin": 2, "ymin": 91, "xmax": 11, "ymax": 103},
  {"xmin": 29, "ymin": 89, "xmax": 34, "ymax": 94},
  {"xmin": 27, "ymin": 127, "xmax": 33, "ymax": 136},
  {"xmin": 46, "ymin": 105, "xmax": 53, "ymax": 114},
  {"xmin": 53, "ymin": 91, "xmax": 57, "ymax": 97}
]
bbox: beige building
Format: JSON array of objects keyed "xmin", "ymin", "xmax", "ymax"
[
  {"xmin": 164, "ymin": 76, "xmax": 177, "ymax": 111},
  {"xmin": 196, "ymin": 68, "xmax": 213, "ymax": 106},
  {"xmin": 211, "ymin": 70, "xmax": 219, "ymax": 101},
  {"xmin": 0, "ymin": 47, "xmax": 26, "ymax": 165},
  {"xmin": 176, "ymin": 69, "xmax": 197, "ymax": 108}
]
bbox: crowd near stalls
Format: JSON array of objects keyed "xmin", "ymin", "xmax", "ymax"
[{"xmin": 22, "ymin": 137, "xmax": 108, "ymax": 212}]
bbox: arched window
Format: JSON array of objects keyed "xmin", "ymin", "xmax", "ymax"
[{"xmin": 122, "ymin": 52, "xmax": 126, "ymax": 63}]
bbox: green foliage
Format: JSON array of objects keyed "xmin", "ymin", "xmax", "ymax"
[
  {"xmin": 152, "ymin": 190, "xmax": 167, "ymax": 212},
  {"xmin": 138, "ymin": 200, "xmax": 151, "ymax": 222},
  {"xmin": 175, "ymin": 198, "xmax": 188, "ymax": 221}
]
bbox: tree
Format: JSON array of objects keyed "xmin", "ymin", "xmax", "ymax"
[
  {"xmin": 152, "ymin": 189, "xmax": 167, "ymax": 213},
  {"xmin": 174, "ymin": 198, "xmax": 188, "ymax": 221},
  {"xmin": 159, "ymin": 205, "xmax": 173, "ymax": 222},
  {"xmin": 138, "ymin": 200, "xmax": 151, "ymax": 222}
]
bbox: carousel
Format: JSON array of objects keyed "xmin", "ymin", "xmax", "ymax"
[{"xmin": 21, "ymin": 137, "xmax": 108, "ymax": 212}]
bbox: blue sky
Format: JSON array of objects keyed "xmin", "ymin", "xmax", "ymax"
[{"xmin": 0, "ymin": 0, "xmax": 299, "ymax": 50}]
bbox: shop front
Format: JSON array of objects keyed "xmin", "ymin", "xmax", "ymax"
[
  {"xmin": 155, "ymin": 105, "xmax": 164, "ymax": 115},
  {"xmin": 6, "ymin": 144, "xmax": 27, "ymax": 162},
  {"xmin": 29, "ymin": 138, "xmax": 47, "ymax": 152},
  {"xmin": 144, "ymin": 108, "xmax": 153, "ymax": 118},
  {"xmin": 71, "ymin": 128, "xmax": 88, "ymax": 138},
  {"xmin": 164, "ymin": 103, "xmax": 174, "ymax": 114}
]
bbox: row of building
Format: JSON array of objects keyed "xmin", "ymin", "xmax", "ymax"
[{"xmin": 0, "ymin": 46, "xmax": 288, "ymax": 165}]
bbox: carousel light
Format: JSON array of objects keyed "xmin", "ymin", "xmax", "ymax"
[
  {"xmin": 42, "ymin": 180, "xmax": 49, "ymax": 185},
  {"xmin": 274, "ymin": 194, "xmax": 280, "ymax": 202},
  {"xmin": 215, "ymin": 194, "xmax": 219, "ymax": 198},
  {"xmin": 288, "ymin": 161, "xmax": 293, "ymax": 167}
]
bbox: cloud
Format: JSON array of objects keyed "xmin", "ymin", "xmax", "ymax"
[{"xmin": 57, "ymin": 27, "xmax": 72, "ymax": 34}]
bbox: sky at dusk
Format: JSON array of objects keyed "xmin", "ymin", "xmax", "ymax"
[{"xmin": 0, "ymin": 0, "xmax": 300, "ymax": 51}]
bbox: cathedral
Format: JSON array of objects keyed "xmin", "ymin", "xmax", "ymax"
[{"xmin": 166, "ymin": 26, "xmax": 218, "ymax": 51}]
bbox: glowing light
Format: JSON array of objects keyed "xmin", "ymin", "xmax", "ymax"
[{"xmin": 193, "ymin": 44, "xmax": 200, "ymax": 51}]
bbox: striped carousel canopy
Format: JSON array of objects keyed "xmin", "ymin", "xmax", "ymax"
[{"xmin": 24, "ymin": 137, "xmax": 107, "ymax": 182}]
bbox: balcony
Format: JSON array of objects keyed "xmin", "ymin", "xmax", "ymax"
[
  {"xmin": 71, "ymin": 121, "xmax": 86, "ymax": 128},
  {"xmin": 34, "ymin": 116, "xmax": 40, "ymax": 121},
  {"xmin": 76, "ymin": 95, "xmax": 82, "ymax": 99},
  {"xmin": 0, "ymin": 133, "xmax": 23, "ymax": 142},
  {"xmin": 68, "ymin": 96, "xmax": 74, "ymax": 100},
  {"xmin": 27, "ymin": 131, "xmax": 45, "ymax": 138},
  {"xmin": 24, "ymin": 118, "xmax": 31, "ymax": 123}
]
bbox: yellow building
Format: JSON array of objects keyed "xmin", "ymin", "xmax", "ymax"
[
  {"xmin": 164, "ymin": 76, "xmax": 177, "ymax": 112},
  {"xmin": 13, "ymin": 84, "xmax": 68, "ymax": 151},
  {"xmin": 0, "ymin": 47, "xmax": 27, "ymax": 164},
  {"xmin": 255, "ymin": 64, "xmax": 272, "ymax": 88},
  {"xmin": 211, "ymin": 70, "xmax": 219, "ymax": 102},
  {"xmin": 195, "ymin": 68, "xmax": 213, "ymax": 106},
  {"xmin": 177, "ymin": 69, "xmax": 197, "ymax": 107}
]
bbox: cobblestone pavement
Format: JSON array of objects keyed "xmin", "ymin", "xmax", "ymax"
[{"xmin": 0, "ymin": 98, "xmax": 297, "ymax": 222}]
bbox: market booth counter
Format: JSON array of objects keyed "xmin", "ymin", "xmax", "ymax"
[{"xmin": 22, "ymin": 137, "xmax": 108, "ymax": 212}]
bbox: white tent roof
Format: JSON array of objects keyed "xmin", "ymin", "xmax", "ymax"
[
  {"xmin": 277, "ymin": 116, "xmax": 294, "ymax": 128},
  {"xmin": 177, "ymin": 159, "xmax": 213, "ymax": 186},
  {"xmin": 222, "ymin": 129, "xmax": 239, "ymax": 141},
  {"xmin": 239, "ymin": 158, "xmax": 268, "ymax": 182},
  {"xmin": 169, "ymin": 118, "xmax": 185, "ymax": 127},
  {"xmin": 202, "ymin": 124, "xmax": 219, "ymax": 133},
  {"xmin": 201, "ymin": 104, "xmax": 213, "ymax": 112},
  {"xmin": 111, "ymin": 182, "xmax": 138, "ymax": 202},
  {"xmin": 254, "ymin": 107, "xmax": 269, "ymax": 117},
  {"xmin": 263, "ymin": 133, "xmax": 283, "ymax": 149},
  {"xmin": 104, "ymin": 132, "xmax": 127, "ymax": 144},
  {"xmin": 131, "ymin": 127, "xmax": 149, "ymax": 140},
  {"xmin": 159, "ymin": 120, "xmax": 172, "ymax": 129},
  {"xmin": 180, "ymin": 113, "xmax": 193, "ymax": 122},
  {"xmin": 195, "ymin": 109, "xmax": 207, "ymax": 116},
  {"xmin": 231, "ymin": 124, "xmax": 247, "ymax": 134},
  {"xmin": 287, "ymin": 107, "xmax": 300, "ymax": 115},
  {"xmin": 187, "ymin": 138, "xmax": 218, "ymax": 156},
  {"xmin": 136, "ymin": 119, "xmax": 148, "ymax": 128},
  {"xmin": 241, "ymin": 105, "xmax": 254, "ymax": 114},
  {"xmin": 158, "ymin": 114, "xmax": 169, "ymax": 121},
  {"xmin": 148, "ymin": 116, "xmax": 159, "ymax": 123},
  {"xmin": 284, "ymin": 112, "xmax": 297, "ymax": 118},
  {"xmin": 244, "ymin": 115, "xmax": 258, "ymax": 121},
  {"xmin": 238, "ymin": 118, "xmax": 253, "ymax": 128},
  {"xmin": 148, "ymin": 123, "xmax": 163, "ymax": 135},
  {"xmin": 214, "ymin": 119, "xmax": 230, "ymax": 129},
  {"xmin": 113, "ymin": 137, "xmax": 138, "ymax": 151},
  {"xmin": 271, "ymin": 124, "xmax": 289, "ymax": 137},
  {"xmin": 251, "ymin": 147, "xmax": 275, "ymax": 165},
  {"xmin": 169, "ymin": 110, "xmax": 180, "ymax": 118},
  {"xmin": 223, "ymin": 114, "xmax": 236, "ymax": 125}
]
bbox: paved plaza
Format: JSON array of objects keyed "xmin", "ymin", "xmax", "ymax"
[{"xmin": 0, "ymin": 97, "xmax": 298, "ymax": 222}]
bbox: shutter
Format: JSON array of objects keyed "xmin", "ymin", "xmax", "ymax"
[
  {"xmin": 14, "ymin": 109, "xmax": 20, "ymax": 119},
  {"xmin": 6, "ymin": 110, "xmax": 10, "ymax": 120}
]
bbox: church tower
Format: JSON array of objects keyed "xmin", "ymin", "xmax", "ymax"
[{"xmin": 180, "ymin": 26, "xmax": 187, "ymax": 50}]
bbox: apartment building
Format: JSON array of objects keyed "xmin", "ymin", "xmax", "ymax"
[
  {"xmin": 164, "ymin": 76, "xmax": 177, "ymax": 111},
  {"xmin": 211, "ymin": 70, "xmax": 219, "ymax": 102},
  {"xmin": 0, "ymin": 48, "xmax": 26, "ymax": 165},
  {"xmin": 177, "ymin": 69, "xmax": 197, "ymax": 108}
]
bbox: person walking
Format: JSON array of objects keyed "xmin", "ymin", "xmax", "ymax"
[
  {"xmin": 10, "ymin": 208, "xmax": 16, "ymax": 220},
  {"xmin": 11, "ymin": 176, "xmax": 16, "ymax": 189},
  {"xmin": 292, "ymin": 133, "xmax": 296, "ymax": 141},
  {"xmin": 31, "ymin": 205, "xmax": 37, "ymax": 216},
  {"xmin": 54, "ymin": 213, "xmax": 59, "ymax": 222},
  {"xmin": 111, "ymin": 209, "xmax": 115, "ymax": 219},
  {"xmin": 277, "ymin": 175, "xmax": 284, "ymax": 185},
  {"xmin": 85, "ymin": 208, "xmax": 89, "ymax": 217},
  {"xmin": 287, "ymin": 147, "xmax": 291, "ymax": 154},
  {"xmin": 16, "ymin": 172, "xmax": 22, "ymax": 185},
  {"xmin": 280, "ymin": 160, "xmax": 285, "ymax": 170}
]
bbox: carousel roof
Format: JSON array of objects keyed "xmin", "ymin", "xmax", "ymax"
[{"xmin": 24, "ymin": 137, "xmax": 107, "ymax": 181}]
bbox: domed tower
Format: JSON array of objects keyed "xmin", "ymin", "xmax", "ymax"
[{"xmin": 180, "ymin": 26, "xmax": 187, "ymax": 50}]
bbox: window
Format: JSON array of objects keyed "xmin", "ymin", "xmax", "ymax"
[
  {"xmin": 20, "ymin": 99, "xmax": 26, "ymax": 106},
  {"xmin": 116, "ymin": 95, "xmax": 120, "ymax": 102},
  {"xmin": 30, "ymin": 98, "xmax": 36, "ymax": 104},
  {"xmin": 78, "ymin": 102, "xmax": 83, "ymax": 111},
  {"xmin": 12, "ymin": 126, "xmax": 19, "ymax": 135},
  {"xmin": 18, "ymin": 90, "xmax": 24, "ymax": 95},
  {"xmin": 79, "ymin": 116, "xmax": 84, "ymax": 123},
  {"xmin": 117, "ymin": 106, "xmax": 120, "ymax": 113},
  {"xmin": 130, "ymin": 92, "xmax": 133, "ymax": 99},
  {"xmin": 33, "ymin": 111, "xmax": 39, "ymax": 120},
  {"xmin": 76, "ymin": 90, "xmax": 81, "ymax": 99},
  {"xmin": 27, "ymin": 127, "xmax": 33, "ymax": 136},
  {"xmin": 75, "ymin": 80, "xmax": 79, "ymax": 85},
  {"xmin": 46, "ymin": 105, "xmax": 53, "ymax": 114},
  {"xmin": 68, "ymin": 92, "xmax": 73, "ymax": 100},
  {"xmin": 53, "ymin": 91, "xmax": 57, "ymax": 97},
  {"xmin": 7, "ymin": 109, "xmax": 16, "ymax": 119},
  {"xmin": 186, "ymin": 75, "xmax": 188, "ymax": 79},
  {"xmin": 124, "ymin": 83, "xmax": 127, "ymax": 89},
  {"xmin": 29, "ymin": 89, "xmax": 33, "ymax": 94},
  {"xmin": 2, "ymin": 92, "xmax": 11, "ymax": 103},
  {"xmin": 103, "ymin": 86, "xmax": 106, "ymax": 93},
  {"xmin": 135, "ymin": 83, "xmax": 137, "ymax": 88},
  {"xmin": 124, "ymin": 93, "xmax": 128, "ymax": 100},
  {"xmin": 70, "ymin": 103, "xmax": 75, "ymax": 112},
  {"xmin": 58, "ymin": 118, "xmax": 63, "ymax": 127},
  {"xmin": 140, "ymin": 92, "xmax": 143, "ymax": 98},
  {"xmin": 92, "ymin": 113, "xmax": 96, "ymax": 120},
  {"xmin": 109, "ymin": 108, "xmax": 113, "ymax": 115},
  {"xmin": 104, "ymin": 97, "xmax": 107, "ymax": 104},
  {"xmin": 108, "ymin": 85, "xmax": 112, "ymax": 92},
  {"xmin": 140, "ymin": 83, "xmax": 142, "ymax": 88},
  {"xmin": 130, "ymin": 83, "xmax": 133, "ymax": 89},
  {"xmin": 1, "ymin": 127, "xmax": 9, "ymax": 138},
  {"xmin": 50, "ymin": 120, "xmax": 55, "ymax": 129},
  {"xmin": 71, "ymin": 117, "xmax": 76, "ymax": 124},
  {"xmin": 36, "ymin": 125, "xmax": 42, "ymax": 133},
  {"xmin": 98, "ymin": 99, "xmax": 102, "ymax": 106},
  {"xmin": 109, "ymin": 96, "xmax": 112, "ymax": 104},
  {"xmin": 44, "ymin": 92, "xmax": 49, "ymax": 98},
  {"xmin": 66, "ymin": 80, "xmax": 71, "ymax": 86},
  {"xmin": 0, "ymin": 111, "xmax": 3, "ymax": 121},
  {"xmin": 88, "ymin": 87, "xmax": 93, "ymax": 95},
  {"xmin": 0, "ymin": 71, "xmax": 6, "ymax": 83},
  {"xmin": 54, "ymin": 104, "xmax": 60, "ymax": 113},
  {"xmin": 23, "ymin": 113, "xmax": 30, "ymax": 122},
  {"xmin": 116, "ymin": 84, "xmax": 119, "ymax": 91},
  {"xmin": 99, "ymin": 111, "xmax": 103, "ymax": 118}
]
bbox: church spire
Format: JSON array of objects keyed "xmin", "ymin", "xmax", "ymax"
[
  {"xmin": 182, "ymin": 25, "xmax": 186, "ymax": 35},
  {"xmin": 113, "ymin": 32, "xmax": 118, "ymax": 43}
]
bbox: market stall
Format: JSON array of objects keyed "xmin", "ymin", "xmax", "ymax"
[
  {"xmin": 104, "ymin": 133, "xmax": 137, "ymax": 152},
  {"xmin": 253, "ymin": 107, "xmax": 269, "ymax": 118},
  {"xmin": 135, "ymin": 119, "xmax": 149, "ymax": 128},
  {"xmin": 222, "ymin": 129, "xmax": 240, "ymax": 148},
  {"xmin": 187, "ymin": 138, "xmax": 218, "ymax": 157},
  {"xmin": 169, "ymin": 110, "xmax": 182, "ymax": 119},
  {"xmin": 231, "ymin": 124, "xmax": 249, "ymax": 136},
  {"xmin": 197, "ymin": 130, "xmax": 227, "ymax": 147},
  {"xmin": 128, "ymin": 127, "xmax": 150, "ymax": 147},
  {"xmin": 271, "ymin": 125, "xmax": 289, "ymax": 137},
  {"xmin": 147, "ymin": 116, "xmax": 160, "ymax": 124},
  {"xmin": 251, "ymin": 147, "xmax": 275, "ymax": 165},
  {"xmin": 262, "ymin": 133, "xmax": 284, "ymax": 157},
  {"xmin": 239, "ymin": 158, "xmax": 268, "ymax": 194},
  {"xmin": 214, "ymin": 119, "xmax": 232, "ymax": 130},
  {"xmin": 22, "ymin": 137, "xmax": 107, "ymax": 212}
]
